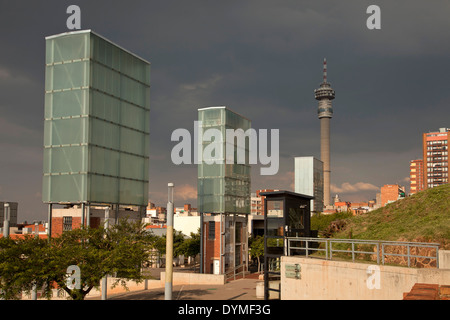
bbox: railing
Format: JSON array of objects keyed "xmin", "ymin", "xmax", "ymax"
[
  {"xmin": 225, "ymin": 263, "xmax": 248, "ymax": 281},
  {"xmin": 286, "ymin": 237, "xmax": 440, "ymax": 268}
]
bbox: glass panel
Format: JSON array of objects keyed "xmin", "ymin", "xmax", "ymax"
[
  {"xmin": 45, "ymin": 61, "xmax": 89, "ymax": 91},
  {"xmin": 44, "ymin": 146, "xmax": 87, "ymax": 174},
  {"xmin": 45, "ymin": 117, "xmax": 88, "ymax": 146},
  {"xmin": 120, "ymin": 153, "xmax": 145, "ymax": 180},
  {"xmin": 45, "ymin": 89, "xmax": 89, "ymax": 119},
  {"xmin": 266, "ymin": 218, "xmax": 284, "ymax": 236},
  {"xmin": 119, "ymin": 179, "xmax": 145, "ymax": 205},
  {"xmin": 267, "ymin": 200, "xmax": 283, "ymax": 217},
  {"xmin": 198, "ymin": 194, "xmax": 224, "ymax": 213},
  {"xmin": 89, "ymin": 146, "xmax": 119, "ymax": 177},
  {"xmin": 120, "ymin": 127, "xmax": 145, "ymax": 156},
  {"xmin": 121, "ymin": 102, "xmax": 146, "ymax": 132},
  {"xmin": 287, "ymin": 206, "xmax": 305, "ymax": 230},
  {"xmin": 91, "ymin": 62, "xmax": 121, "ymax": 97},
  {"xmin": 43, "ymin": 174, "xmax": 87, "ymax": 203},
  {"xmin": 89, "ymin": 175, "xmax": 119, "ymax": 204},
  {"xmin": 89, "ymin": 118, "xmax": 120, "ymax": 150},
  {"xmin": 48, "ymin": 33, "xmax": 88, "ymax": 64},
  {"xmin": 200, "ymin": 163, "xmax": 224, "ymax": 177},
  {"xmin": 90, "ymin": 90, "xmax": 120, "ymax": 123},
  {"xmin": 199, "ymin": 178, "xmax": 224, "ymax": 195}
]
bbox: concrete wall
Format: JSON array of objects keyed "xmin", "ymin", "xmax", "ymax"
[
  {"xmin": 439, "ymin": 250, "xmax": 450, "ymax": 269},
  {"xmin": 281, "ymin": 256, "xmax": 450, "ymax": 300},
  {"xmin": 86, "ymin": 277, "xmax": 162, "ymax": 298},
  {"xmin": 160, "ymin": 272, "xmax": 226, "ymax": 285},
  {"xmin": 82, "ymin": 272, "xmax": 225, "ymax": 299}
]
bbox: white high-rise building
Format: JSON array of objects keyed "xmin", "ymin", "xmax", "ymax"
[{"xmin": 294, "ymin": 157, "xmax": 324, "ymax": 213}]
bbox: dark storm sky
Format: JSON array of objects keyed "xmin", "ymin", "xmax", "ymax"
[{"xmin": 1, "ymin": 0, "xmax": 449, "ymax": 222}]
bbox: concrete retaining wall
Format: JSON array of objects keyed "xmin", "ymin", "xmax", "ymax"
[
  {"xmin": 439, "ymin": 250, "xmax": 450, "ymax": 269},
  {"xmin": 160, "ymin": 272, "xmax": 226, "ymax": 285},
  {"xmin": 281, "ymin": 256, "xmax": 450, "ymax": 300},
  {"xmin": 85, "ymin": 272, "xmax": 225, "ymax": 299}
]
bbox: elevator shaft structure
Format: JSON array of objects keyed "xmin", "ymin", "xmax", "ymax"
[{"xmin": 314, "ymin": 59, "xmax": 335, "ymax": 208}]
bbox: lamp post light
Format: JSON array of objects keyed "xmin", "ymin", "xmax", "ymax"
[
  {"xmin": 3, "ymin": 203, "xmax": 9, "ymax": 238},
  {"xmin": 165, "ymin": 183, "xmax": 174, "ymax": 300}
]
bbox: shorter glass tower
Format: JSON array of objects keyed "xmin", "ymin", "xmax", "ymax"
[
  {"xmin": 197, "ymin": 106, "xmax": 251, "ymax": 215},
  {"xmin": 197, "ymin": 106, "xmax": 251, "ymax": 275}
]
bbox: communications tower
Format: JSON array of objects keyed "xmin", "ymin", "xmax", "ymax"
[{"xmin": 314, "ymin": 58, "xmax": 335, "ymax": 207}]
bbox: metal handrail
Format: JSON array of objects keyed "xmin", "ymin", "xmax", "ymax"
[
  {"xmin": 286, "ymin": 237, "xmax": 440, "ymax": 268},
  {"xmin": 225, "ymin": 263, "xmax": 248, "ymax": 281}
]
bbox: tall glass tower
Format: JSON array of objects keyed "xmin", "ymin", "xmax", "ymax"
[{"xmin": 43, "ymin": 30, "xmax": 150, "ymax": 208}]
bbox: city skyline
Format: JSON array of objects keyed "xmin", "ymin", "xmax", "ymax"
[{"xmin": 1, "ymin": 1, "xmax": 450, "ymax": 222}]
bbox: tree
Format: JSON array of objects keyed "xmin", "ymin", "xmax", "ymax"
[
  {"xmin": 0, "ymin": 235, "xmax": 51, "ymax": 300},
  {"xmin": 179, "ymin": 231, "xmax": 200, "ymax": 259},
  {"xmin": 0, "ymin": 219, "xmax": 156, "ymax": 300},
  {"xmin": 249, "ymin": 235, "xmax": 264, "ymax": 273},
  {"xmin": 177, "ymin": 230, "xmax": 200, "ymax": 270},
  {"xmin": 153, "ymin": 230, "xmax": 189, "ymax": 267}
]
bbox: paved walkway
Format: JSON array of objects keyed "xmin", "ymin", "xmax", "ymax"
[{"xmin": 90, "ymin": 273, "xmax": 263, "ymax": 301}]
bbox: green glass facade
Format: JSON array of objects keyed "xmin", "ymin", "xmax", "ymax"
[
  {"xmin": 43, "ymin": 30, "xmax": 150, "ymax": 206},
  {"xmin": 197, "ymin": 107, "xmax": 251, "ymax": 214}
]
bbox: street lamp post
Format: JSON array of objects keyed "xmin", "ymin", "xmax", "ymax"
[{"xmin": 165, "ymin": 183, "xmax": 174, "ymax": 300}]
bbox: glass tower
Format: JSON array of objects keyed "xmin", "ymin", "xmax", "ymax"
[
  {"xmin": 197, "ymin": 106, "xmax": 251, "ymax": 214},
  {"xmin": 43, "ymin": 30, "xmax": 150, "ymax": 207}
]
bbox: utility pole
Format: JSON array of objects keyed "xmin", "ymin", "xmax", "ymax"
[
  {"xmin": 165, "ymin": 183, "xmax": 174, "ymax": 300},
  {"xmin": 31, "ymin": 222, "xmax": 39, "ymax": 300}
]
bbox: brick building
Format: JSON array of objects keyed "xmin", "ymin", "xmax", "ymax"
[
  {"xmin": 410, "ymin": 159, "xmax": 424, "ymax": 195},
  {"xmin": 422, "ymin": 128, "xmax": 449, "ymax": 189},
  {"xmin": 251, "ymin": 189, "xmax": 276, "ymax": 216},
  {"xmin": 50, "ymin": 206, "xmax": 142, "ymax": 237},
  {"xmin": 380, "ymin": 184, "xmax": 406, "ymax": 207},
  {"xmin": 202, "ymin": 214, "xmax": 247, "ymax": 275}
]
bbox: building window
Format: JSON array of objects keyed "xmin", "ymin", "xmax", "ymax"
[
  {"xmin": 208, "ymin": 221, "xmax": 215, "ymax": 240},
  {"xmin": 235, "ymin": 222, "xmax": 242, "ymax": 243},
  {"xmin": 63, "ymin": 216, "xmax": 72, "ymax": 232}
]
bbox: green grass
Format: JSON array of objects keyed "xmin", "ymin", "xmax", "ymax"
[{"xmin": 312, "ymin": 184, "xmax": 450, "ymax": 249}]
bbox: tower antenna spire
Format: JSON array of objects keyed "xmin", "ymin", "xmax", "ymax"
[{"xmin": 323, "ymin": 58, "xmax": 327, "ymax": 83}]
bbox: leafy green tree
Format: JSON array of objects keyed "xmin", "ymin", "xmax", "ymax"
[
  {"xmin": 249, "ymin": 235, "xmax": 264, "ymax": 273},
  {"xmin": 0, "ymin": 235, "xmax": 51, "ymax": 300},
  {"xmin": 0, "ymin": 219, "xmax": 156, "ymax": 300},
  {"xmin": 153, "ymin": 230, "xmax": 189, "ymax": 267},
  {"xmin": 177, "ymin": 230, "xmax": 200, "ymax": 270},
  {"xmin": 180, "ymin": 230, "xmax": 200, "ymax": 259}
]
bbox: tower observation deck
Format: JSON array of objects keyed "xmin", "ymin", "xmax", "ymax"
[
  {"xmin": 315, "ymin": 58, "xmax": 335, "ymax": 118},
  {"xmin": 314, "ymin": 58, "xmax": 335, "ymax": 208}
]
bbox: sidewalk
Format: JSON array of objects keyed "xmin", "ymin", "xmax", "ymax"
[{"xmin": 90, "ymin": 273, "xmax": 263, "ymax": 300}]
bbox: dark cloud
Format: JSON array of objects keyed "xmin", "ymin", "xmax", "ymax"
[{"xmin": 1, "ymin": 1, "xmax": 449, "ymax": 221}]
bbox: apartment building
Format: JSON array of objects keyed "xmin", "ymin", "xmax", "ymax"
[
  {"xmin": 410, "ymin": 159, "xmax": 424, "ymax": 194},
  {"xmin": 423, "ymin": 128, "xmax": 449, "ymax": 189}
]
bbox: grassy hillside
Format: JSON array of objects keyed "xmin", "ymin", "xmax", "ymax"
[{"xmin": 317, "ymin": 184, "xmax": 450, "ymax": 249}]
